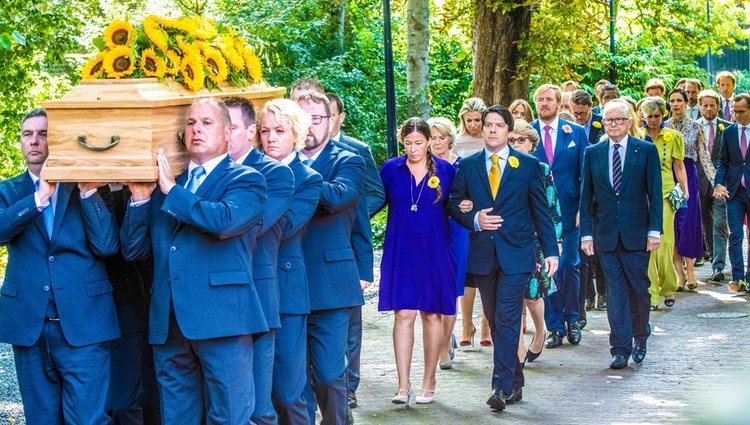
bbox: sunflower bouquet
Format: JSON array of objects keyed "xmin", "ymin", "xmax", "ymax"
[{"xmin": 81, "ymin": 16, "xmax": 263, "ymax": 91}]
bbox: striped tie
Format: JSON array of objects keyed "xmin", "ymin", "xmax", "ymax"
[{"xmin": 612, "ymin": 143, "xmax": 622, "ymax": 195}]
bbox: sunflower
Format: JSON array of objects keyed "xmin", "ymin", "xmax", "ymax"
[
  {"xmin": 187, "ymin": 17, "xmax": 217, "ymax": 40},
  {"xmin": 180, "ymin": 52, "xmax": 204, "ymax": 91},
  {"xmin": 143, "ymin": 15, "xmax": 169, "ymax": 51},
  {"xmin": 81, "ymin": 52, "xmax": 107, "ymax": 79},
  {"xmin": 140, "ymin": 48, "xmax": 166, "ymax": 78},
  {"xmin": 243, "ymin": 48, "xmax": 262, "ymax": 83},
  {"xmin": 204, "ymin": 47, "xmax": 228, "ymax": 85},
  {"xmin": 217, "ymin": 38, "xmax": 244, "ymax": 70},
  {"xmin": 103, "ymin": 46, "xmax": 135, "ymax": 78},
  {"xmin": 103, "ymin": 20, "xmax": 136, "ymax": 48},
  {"xmin": 165, "ymin": 50, "xmax": 181, "ymax": 75}
]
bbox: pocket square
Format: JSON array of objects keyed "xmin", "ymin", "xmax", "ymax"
[{"xmin": 567, "ymin": 141, "xmax": 576, "ymax": 148}]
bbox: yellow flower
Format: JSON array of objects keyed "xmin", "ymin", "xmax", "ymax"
[
  {"xmin": 140, "ymin": 48, "xmax": 166, "ymax": 78},
  {"xmin": 508, "ymin": 156, "xmax": 520, "ymax": 168},
  {"xmin": 103, "ymin": 46, "xmax": 135, "ymax": 78},
  {"xmin": 663, "ymin": 132, "xmax": 673, "ymax": 142},
  {"xmin": 592, "ymin": 121, "xmax": 602, "ymax": 129},
  {"xmin": 143, "ymin": 15, "xmax": 168, "ymax": 51},
  {"xmin": 427, "ymin": 176, "xmax": 440, "ymax": 189},
  {"xmin": 217, "ymin": 39, "xmax": 244, "ymax": 70},
  {"xmin": 719, "ymin": 123, "xmax": 725, "ymax": 131},
  {"xmin": 180, "ymin": 52, "xmax": 204, "ymax": 91},
  {"xmin": 204, "ymin": 47, "xmax": 228, "ymax": 85},
  {"xmin": 81, "ymin": 52, "xmax": 107, "ymax": 79},
  {"xmin": 103, "ymin": 20, "xmax": 136, "ymax": 48},
  {"xmin": 243, "ymin": 48, "xmax": 262, "ymax": 83},
  {"xmin": 165, "ymin": 50, "xmax": 181, "ymax": 75},
  {"xmin": 188, "ymin": 17, "xmax": 217, "ymax": 40}
]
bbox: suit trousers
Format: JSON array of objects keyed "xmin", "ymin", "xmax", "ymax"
[
  {"xmin": 304, "ymin": 308, "xmax": 351, "ymax": 425},
  {"xmin": 598, "ymin": 243, "xmax": 651, "ymax": 357},
  {"xmin": 153, "ymin": 313, "xmax": 255, "ymax": 425},
  {"xmin": 579, "ymin": 250, "xmax": 606, "ymax": 313},
  {"xmin": 107, "ymin": 330, "xmax": 152, "ymax": 425},
  {"xmin": 346, "ymin": 305, "xmax": 362, "ymax": 394},
  {"xmin": 13, "ymin": 320, "xmax": 111, "ymax": 425},
  {"xmin": 727, "ymin": 188, "xmax": 750, "ymax": 281},
  {"xmin": 700, "ymin": 171, "xmax": 729, "ymax": 271},
  {"xmin": 545, "ymin": 228, "xmax": 581, "ymax": 334},
  {"xmin": 253, "ymin": 330, "xmax": 277, "ymax": 425},
  {"xmin": 273, "ymin": 314, "xmax": 309, "ymax": 425},
  {"xmin": 472, "ymin": 263, "xmax": 529, "ymax": 394}
]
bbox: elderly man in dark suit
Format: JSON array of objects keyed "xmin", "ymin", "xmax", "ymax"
[
  {"xmin": 449, "ymin": 104, "xmax": 559, "ymax": 412},
  {"xmin": 225, "ymin": 97, "xmax": 294, "ymax": 425},
  {"xmin": 696, "ymin": 89, "xmax": 732, "ymax": 283},
  {"xmin": 122, "ymin": 98, "xmax": 268, "ymax": 425},
  {"xmin": 580, "ymin": 99, "xmax": 662, "ymax": 370},
  {"xmin": 0, "ymin": 108, "xmax": 121, "ymax": 424},
  {"xmin": 297, "ymin": 92, "xmax": 365, "ymax": 424}
]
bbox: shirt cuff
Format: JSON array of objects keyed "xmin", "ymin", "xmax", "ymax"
[
  {"xmin": 79, "ymin": 188, "xmax": 97, "ymax": 199},
  {"xmin": 581, "ymin": 235, "xmax": 593, "ymax": 242},
  {"xmin": 647, "ymin": 231, "xmax": 661, "ymax": 239},
  {"xmin": 34, "ymin": 192, "xmax": 49, "ymax": 210},
  {"xmin": 129, "ymin": 198, "xmax": 151, "ymax": 207},
  {"xmin": 473, "ymin": 212, "xmax": 481, "ymax": 232}
]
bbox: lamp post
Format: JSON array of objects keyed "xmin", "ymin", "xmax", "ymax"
[
  {"xmin": 706, "ymin": 0, "xmax": 713, "ymax": 85},
  {"xmin": 383, "ymin": 0, "xmax": 398, "ymax": 158},
  {"xmin": 609, "ymin": 0, "xmax": 616, "ymax": 84}
]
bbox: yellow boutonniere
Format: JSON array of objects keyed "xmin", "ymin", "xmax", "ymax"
[
  {"xmin": 592, "ymin": 121, "xmax": 602, "ymax": 129},
  {"xmin": 719, "ymin": 123, "xmax": 725, "ymax": 131},
  {"xmin": 663, "ymin": 132, "xmax": 673, "ymax": 142},
  {"xmin": 427, "ymin": 176, "xmax": 440, "ymax": 189},
  {"xmin": 562, "ymin": 124, "xmax": 572, "ymax": 134},
  {"xmin": 508, "ymin": 156, "xmax": 520, "ymax": 168}
]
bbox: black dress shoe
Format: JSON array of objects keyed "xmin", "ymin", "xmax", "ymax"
[
  {"xmin": 487, "ymin": 388, "xmax": 507, "ymax": 411},
  {"xmin": 567, "ymin": 322, "xmax": 582, "ymax": 345},
  {"xmin": 610, "ymin": 354, "xmax": 628, "ymax": 369},
  {"xmin": 585, "ymin": 299, "xmax": 595, "ymax": 311},
  {"xmin": 707, "ymin": 270, "xmax": 726, "ymax": 285},
  {"xmin": 503, "ymin": 387, "xmax": 523, "ymax": 404},
  {"xmin": 632, "ymin": 344, "xmax": 647, "ymax": 364},
  {"xmin": 348, "ymin": 391, "xmax": 358, "ymax": 409},
  {"xmin": 596, "ymin": 296, "xmax": 607, "ymax": 310},
  {"xmin": 545, "ymin": 331, "xmax": 563, "ymax": 348}
]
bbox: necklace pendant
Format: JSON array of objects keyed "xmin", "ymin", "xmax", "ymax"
[{"xmin": 411, "ymin": 204, "xmax": 418, "ymax": 212}]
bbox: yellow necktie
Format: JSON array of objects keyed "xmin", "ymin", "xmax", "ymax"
[{"xmin": 489, "ymin": 154, "xmax": 500, "ymax": 199}]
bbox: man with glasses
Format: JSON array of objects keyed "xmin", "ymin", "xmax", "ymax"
[
  {"xmin": 580, "ymin": 99, "xmax": 662, "ymax": 369},
  {"xmin": 713, "ymin": 93, "xmax": 750, "ymax": 293},
  {"xmin": 297, "ymin": 92, "xmax": 365, "ymax": 423}
]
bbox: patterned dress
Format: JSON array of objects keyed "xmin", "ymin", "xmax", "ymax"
[{"xmin": 526, "ymin": 162, "xmax": 562, "ymax": 300}]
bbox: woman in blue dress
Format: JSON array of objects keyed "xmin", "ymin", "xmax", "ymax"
[{"xmin": 379, "ymin": 117, "xmax": 457, "ymax": 405}]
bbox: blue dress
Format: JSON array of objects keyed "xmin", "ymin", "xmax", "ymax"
[
  {"xmin": 449, "ymin": 157, "xmax": 468, "ymax": 297},
  {"xmin": 378, "ymin": 155, "xmax": 457, "ymax": 314}
]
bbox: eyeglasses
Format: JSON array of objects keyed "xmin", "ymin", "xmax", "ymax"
[
  {"xmin": 508, "ymin": 137, "xmax": 529, "ymax": 144},
  {"xmin": 571, "ymin": 111, "xmax": 590, "ymax": 118},
  {"xmin": 603, "ymin": 117, "xmax": 629, "ymax": 126},
  {"xmin": 310, "ymin": 115, "xmax": 330, "ymax": 125}
]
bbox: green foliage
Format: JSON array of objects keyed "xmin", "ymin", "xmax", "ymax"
[{"xmin": 371, "ymin": 207, "xmax": 388, "ymax": 249}]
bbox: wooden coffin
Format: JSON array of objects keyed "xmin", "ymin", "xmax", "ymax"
[{"xmin": 42, "ymin": 78, "xmax": 285, "ymax": 182}]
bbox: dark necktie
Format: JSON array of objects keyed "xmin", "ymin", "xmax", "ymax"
[
  {"xmin": 186, "ymin": 166, "xmax": 206, "ymax": 193},
  {"xmin": 612, "ymin": 143, "xmax": 622, "ymax": 195}
]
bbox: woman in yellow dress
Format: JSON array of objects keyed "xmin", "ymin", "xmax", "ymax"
[{"xmin": 639, "ymin": 97, "xmax": 688, "ymax": 309}]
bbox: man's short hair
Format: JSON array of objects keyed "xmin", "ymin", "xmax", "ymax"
[
  {"xmin": 191, "ymin": 97, "xmax": 231, "ymax": 127},
  {"xmin": 570, "ymin": 90, "xmax": 593, "ymax": 106},
  {"xmin": 297, "ymin": 91, "xmax": 331, "ymax": 116},
  {"xmin": 602, "ymin": 99, "xmax": 631, "ymax": 118},
  {"xmin": 687, "ymin": 78, "xmax": 704, "ymax": 91},
  {"xmin": 326, "ymin": 92, "xmax": 345, "ymax": 114},
  {"xmin": 533, "ymin": 84, "xmax": 562, "ymax": 103},
  {"xmin": 733, "ymin": 93, "xmax": 750, "ymax": 107},
  {"xmin": 698, "ymin": 89, "xmax": 721, "ymax": 106},
  {"xmin": 644, "ymin": 78, "xmax": 666, "ymax": 94},
  {"xmin": 602, "ymin": 83, "xmax": 620, "ymax": 95},
  {"xmin": 222, "ymin": 97, "xmax": 256, "ymax": 128},
  {"xmin": 22, "ymin": 108, "xmax": 47, "ymax": 126},
  {"xmin": 561, "ymin": 80, "xmax": 580, "ymax": 92},
  {"xmin": 481, "ymin": 104, "xmax": 514, "ymax": 132},
  {"xmin": 291, "ymin": 78, "xmax": 325, "ymax": 96},
  {"xmin": 716, "ymin": 71, "xmax": 736, "ymax": 86}
]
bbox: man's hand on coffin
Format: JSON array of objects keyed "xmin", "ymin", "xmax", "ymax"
[
  {"xmin": 157, "ymin": 148, "xmax": 176, "ymax": 194},
  {"xmin": 129, "ymin": 182, "xmax": 157, "ymax": 202},
  {"xmin": 37, "ymin": 161, "xmax": 56, "ymax": 204}
]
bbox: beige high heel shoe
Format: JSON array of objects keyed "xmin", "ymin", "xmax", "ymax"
[{"xmin": 391, "ymin": 387, "xmax": 413, "ymax": 405}]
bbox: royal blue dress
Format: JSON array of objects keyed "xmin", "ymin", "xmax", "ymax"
[
  {"xmin": 378, "ymin": 154, "xmax": 457, "ymax": 314},
  {"xmin": 449, "ymin": 157, "xmax": 468, "ymax": 297}
]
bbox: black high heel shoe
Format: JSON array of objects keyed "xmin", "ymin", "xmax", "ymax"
[{"xmin": 525, "ymin": 335, "xmax": 544, "ymax": 363}]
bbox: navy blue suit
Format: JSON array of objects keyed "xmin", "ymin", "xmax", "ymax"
[
  {"xmin": 241, "ymin": 148, "xmax": 294, "ymax": 425},
  {"xmin": 121, "ymin": 156, "xmax": 268, "ymax": 425},
  {"xmin": 448, "ymin": 147, "xmax": 558, "ymax": 395},
  {"xmin": 272, "ymin": 155, "xmax": 322, "ymax": 424},
  {"xmin": 301, "ymin": 141, "xmax": 364, "ymax": 424},
  {"xmin": 0, "ymin": 173, "xmax": 120, "ymax": 424},
  {"xmin": 532, "ymin": 118, "xmax": 587, "ymax": 333},
  {"xmin": 587, "ymin": 114, "xmax": 605, "ymax": 145},
  {"xmin": 714, "ymin": 123, "xmax": 750, "ymax": 281},
  {"xmin": 580, "ymin": 136, "xmax": 662, "ymax": 357}
]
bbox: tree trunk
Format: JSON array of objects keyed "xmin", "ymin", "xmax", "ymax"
[
  {"xmin": 337, "ymin": 0, "xmax": 347, "ymax": 54},
  {"xmin": 406, "ymin": 0, "xmax": 430, "ymax": 118},
  {"xmin": 472, "ymin": 1, "xmax": 532, "ymax": 106}
]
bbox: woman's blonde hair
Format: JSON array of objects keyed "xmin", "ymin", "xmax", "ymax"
[
  {"xmin": 260, "ymin": 99, "xmax": 311, "ymax": 151},
  {"xmin": 457, "ymin": 97, "xmax": 487, "ymax": 135}
]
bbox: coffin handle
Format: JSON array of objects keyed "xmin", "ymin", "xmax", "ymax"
[{"xmin": 78, "ymin": 135, "xmax": 120, "ymax": 151}]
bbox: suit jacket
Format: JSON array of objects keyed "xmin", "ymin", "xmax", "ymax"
[
  {"xmin": 302, "ymin": 141, "xmax": 366, "ymax": 310},
  {"xmin": 121, "ymin": 156, "xmax": 269, "ymax": 343},
  {"xmin": 588, "ymin": 113, "xmax": 605, "ymax": 145},
  {"xmin": 277, "ymin": 156, "xmax": 323, "ymax": 315},
  {"xmin": 531, "ymin": 118, "xmax": 588, "ymax": 230},
  {"xmin": 333, "ymin": 138, "xmax": 375, "ymax": 282},
  {"xmin": 579, "ymin": 136, "xmax": 662, "ymax": 252},
  {"xmin": 338, "ymin": 133, "xmax": 386, "ymax": 216},
  {"xmin": 696, "ymin": 117, "xmax": 731, "ymax": 190},
  {"xmin": 0, "ymin": 173, "xmax": 120, "ymax": 347},
  {"xmin": 99, "ymin": 185, "xmax": 152, "ymax": 336},
  {"xmin": 714, "ymin": 123, "xmax": 750, "ymax": 200},
  {"xmin": 240, "ymin": 148, "xmax": 294, "ymax": 330},
  {"xmin": 447, "ymin": 147, "xmax": 558, "ymax": 275}
]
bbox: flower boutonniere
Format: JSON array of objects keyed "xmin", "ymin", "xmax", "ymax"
[
  {"xmin": 592, "ymin": 121, "xmax": 602, "ymax": 129},
  {"xmin": 719, "ymin": 123, "xmax": 726, "ymax": 132},
  {"xmin": 508, "ymin": 156, "xmax": 520, "ymax": 168},
  {"xmin": 427, "ymin": 175, "xmax": 440, "ymax": 189},
  {"xmin": 562, "ymin": 124, "xmax": 572, "ymax": 134},
  {"xmin": 663, "ymin": 132, "xmax": 673, "ymax": 142}
]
